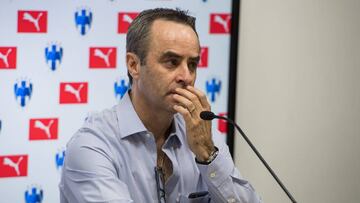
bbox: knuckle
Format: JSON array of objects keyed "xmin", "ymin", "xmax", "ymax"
[
  {"xmin": 193, "ymin": 120, "xmax": 200, "ymax": 126},
  {"xmin": 189, "ymin": 95, "xmax": 197, "ymax": 101}
]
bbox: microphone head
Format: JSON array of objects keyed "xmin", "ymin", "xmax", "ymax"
[{"xmin": 200, "ymin": 111, "xmax": 216, "ymax": 120}]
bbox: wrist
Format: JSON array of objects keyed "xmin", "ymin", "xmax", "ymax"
[{"xmin": 195, "ymin": 147, "xmax": 219, "ymax": 165}]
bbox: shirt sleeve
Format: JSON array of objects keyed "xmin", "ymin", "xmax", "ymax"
[
  {"xmin": 196, "ymin": 132, "xmax": 263, "ymax": 203},
  {"xmin": 59, "ymin": 128, "xmax": 133, "ymax": 203}
]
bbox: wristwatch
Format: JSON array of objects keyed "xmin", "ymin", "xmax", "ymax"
[{"xmin": 195, "ymin": 147, "xmax": 219, "ymax": 165}]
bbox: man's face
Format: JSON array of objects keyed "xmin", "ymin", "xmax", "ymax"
[{"xmin": 137, "ymin": 19, "xmax": 200, "ymax": 113}]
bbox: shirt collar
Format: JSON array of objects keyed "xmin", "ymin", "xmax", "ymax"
[
  {"xmin": 116, "ymin": 92, "xmax": 185, "ymax": 147},
  {"xmin": 116, "ymin": 92, "xmax": 147, "ymax": 138},
  {"xmin": 164, "ymin": 119, "xmax": 182, "ymax": 148}
]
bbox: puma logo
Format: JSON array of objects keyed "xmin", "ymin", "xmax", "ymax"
[
  {"xmin": 3, "ymin": 156, "xmax": 23, "ymax": 176},
  {"xmin": 34, "ymin": 119, "xmax": 54, "ymax": 138},
  {"xmin": 0, "ymin": 48, "xmax": 12, "ymax": 68},
  {"xmin": 122, "ymin": 14, "xmax": 134, "ymax": 24},
  {"xmin": 214, "ymin": 15, "xmax": 231, "ymax": 32},
  {"xmin": 64, "ymin": 84, "xmax": 84, "ymax": 102},
  {"xmin": 94, "ymin": 48, "xmax": 113, "ymax": 67},
  {"xmin": 199, "ymin": 48, "xmax": 206, "ymax": 66},
  {"xmin": 23, "ymin": 12, "xmax": 43, "ymax": 31}
]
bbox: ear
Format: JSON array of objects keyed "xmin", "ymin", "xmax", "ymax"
[{"xmin": 126, "ymin": 52, "xmax": 141, "ymax": 81}]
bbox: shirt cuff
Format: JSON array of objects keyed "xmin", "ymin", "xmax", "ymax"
[{"xmin": 196, "ymin": 145, "xmax": 234, "ymax": 187}]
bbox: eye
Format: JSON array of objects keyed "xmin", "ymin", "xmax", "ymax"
[
  {"xmin": 188, "ymin": 61, "xmax": 198, "ymax": 72},
  {"xmin": 165, "ymin": 58, "xmax": 180, "ymax": 68}
]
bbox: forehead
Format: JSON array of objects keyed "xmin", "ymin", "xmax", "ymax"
[{"xmin": 148, "ymin": 19, "xmax": 200, "ymax": 56}]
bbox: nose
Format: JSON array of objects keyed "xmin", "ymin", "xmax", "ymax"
[{"xmin": 175, "ymin": 63, "xmax": 193, "ymax": 86}]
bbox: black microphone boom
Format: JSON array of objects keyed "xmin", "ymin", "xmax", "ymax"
[{"xmin": 200, "ymin": 111, "xmax": 297, "ymax": 203}]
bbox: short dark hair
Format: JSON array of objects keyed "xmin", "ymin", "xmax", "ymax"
[{"xmin": 126, "ymin": 8, "xmax": 198, "ymax": 84}]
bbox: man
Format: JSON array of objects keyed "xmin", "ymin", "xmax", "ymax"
[{"xmin": 60, "ymin": 8, "xmax": 261, "ymax": 203}]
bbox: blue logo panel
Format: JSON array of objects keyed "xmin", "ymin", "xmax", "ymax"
[
  {"xmin": 75, "ymin": 8, "xmax": 93, "ymax": 35},
  {"xmin": 55, "ymin": 150, "xmax": 65, "ymax": 170},
  {"xmin": 14, "ymin": 79, "xmax": 33, "ymax": 107},
  {"xmin": 45, "ymin": 43, "xmax": 63, "ymax": 71},
  {"xmin": 114, "ymin": 79, "xmax": 129, "ymax": 100},
  {"xmin": 25, "ymin": 186, "xmax": 43, "ymax": 203},
  {"xmin": 206, "ymin": 78, "xmax": 221, "ymax": 102}
]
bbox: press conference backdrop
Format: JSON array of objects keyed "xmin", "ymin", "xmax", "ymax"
[{"xmin": 0, "ymin": 1, "xmax": 233, "ymax": 202}]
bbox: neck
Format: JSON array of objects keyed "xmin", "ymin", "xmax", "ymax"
[{"xmin": 129, "ymin": 89, "xmax": 173, "ymax": 141}]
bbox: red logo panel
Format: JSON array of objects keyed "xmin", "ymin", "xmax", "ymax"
[
  {"xmin": 59, "ymin": 82, "xmax": 88, "ymax": 104},
  {"xmin": 0, "ymin": 47, "xmax": 17, "ymax": 69},
  {"xmin": 17, "ymin": 10, "xmax": 47, "ymax": 33},
  {"xmin": 218, "ymin": 112, "xmax": 228, "ymax": 134},
  {"xmin": 210, "ymin": 13, "xmax": 231, "ymax": 34},
  {"xmin": 29, "ymin": 118, "xmax": 59, "ymax": 140},
  {"xmin": 89, "ymin": 47, "xmax": 117, "ymax": 68},
  {"xmin": 118, "ymin": 12, "xmax": 139, "ymax": 33},
  {"xmin": 0, "ymin": 155, "xmax": 28, "ymax": 178},
  {"xmin": 198, "ymin": 47, "xmax": 208, "ymax": 68}
]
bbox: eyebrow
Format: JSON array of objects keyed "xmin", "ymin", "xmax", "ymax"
[
  {"xmin": 159, "ymin": 51, "xmax": 181, "ymax": 60},
  {"xmin": 159, "ymin": 51, "xmax": 200, "ymax": 62}
]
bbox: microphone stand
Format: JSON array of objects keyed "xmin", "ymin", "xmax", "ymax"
[{"xmin": 203, "ymin": 112, "xmax": 297, "ymax": 203}]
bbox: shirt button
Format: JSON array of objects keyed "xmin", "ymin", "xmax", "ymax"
[
  {"xmin": 227, "ymin": 198, "xmax": 236, "ymax": 203},
  {"xmin": 210, "ymin": 171, "xmax": 216, "ymax": 178}
]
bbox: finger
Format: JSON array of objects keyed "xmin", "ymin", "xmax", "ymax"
[
  {"xmin": 174, "ymin": 88, "xmax": 202, "ymax": 108},
  {"xmin": 173, "ymin": 104, "xmax": 192, "ymax": 122},
  {"xmin": 186, "ymin": 86, "xmax": 210, "ymax": 110},
  {"xmin": 174, "ymin": 88, "xmax": 203, "ymax": 117},
  {"xmin": 173, "ymin": 94, "xmax": 196, "ymax": 114}
]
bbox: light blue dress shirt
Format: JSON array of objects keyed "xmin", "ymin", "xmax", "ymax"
[{"xmin": 59, "ymin": 93, "xmax": 262, "ymax": 203}]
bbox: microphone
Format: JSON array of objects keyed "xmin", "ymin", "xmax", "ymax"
[
  {"xmin": 199, "ymin": 111, "xmax": 217, "ymax": 120},
  {"xmin": 200, "ymin": 111, "xmax": 297, "ymax": 203}
]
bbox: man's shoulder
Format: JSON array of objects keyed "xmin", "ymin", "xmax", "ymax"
[
  {"xmin": 68, "ymin": 105, "xmax": 119, "ymax": 146},
  {"xmin": 83, "ymin": 105, "xmax": 118, "ymax": 128}
]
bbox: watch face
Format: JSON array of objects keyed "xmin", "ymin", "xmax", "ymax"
[{"xmin": 196, "ymin": 147, "xmax": 219, "ymax": 164}]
